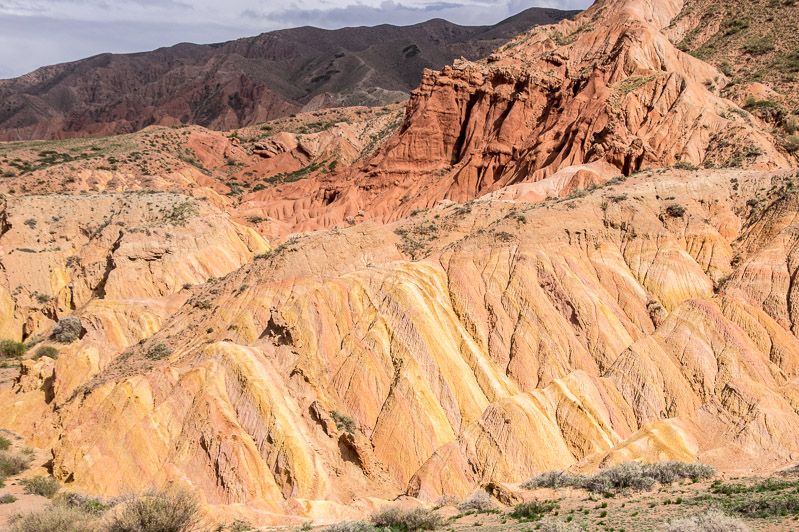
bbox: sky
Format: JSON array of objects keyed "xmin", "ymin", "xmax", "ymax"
[{"xmin": 0, "ymin": 0, "xmax": 593, "ymax": 79}]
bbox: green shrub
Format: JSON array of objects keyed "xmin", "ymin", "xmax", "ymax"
[
  {"xmin": 105, "ymin": 487, "xmax": 201, "ymax": 532},
  {"xmin": 0, "ymin": 493, "xmax": 16, "ymax": 504},
  {"xmin": 510, "ymin": 500, "xmax": 559, "ymax": 520},
  {"xmin": 10, "ymin": 504, "xmax": 97, "ymax": 532},
  {"xmin": 774, "ymin": 50, "xmax": 799, "ymax": 73},
  {"xmin": 665, "ymin": 204, "xmax": 687, "ymax": 218},
  {"xmin": 80, "ymin": 499, "xmax": 108, "ymax": 515},
  {"xmin": 0, "ymin": 436, "xmax": 11, "ymax": 451},
  {"xmin": 52, "ymin": 317, "xmax": 83, "ymax": 344},
  {"xmin": 733, "ymin": 491, "xmax": 799, "ymax": 518},
  {"xmin": 723, "ymin": 18, "xmax": 750, "ymax": 36},
  {"xmin": 0, "ymin": 339, "xmax": 27, "ymax": 359},
  {"xmin": 21, "ymin": 476, "xmax": 60, "ymax": 498},
  {"xmin": 663, "ymin": 509, "xmax": 751, "ymax": 532},
  {"xmin": 33, "ymin": 346, "xmax": 59, "ymax": 360},
  {"xmin": 228, "ymin": 520, "xmax": 256, "ymax": 532},
  {"xmin": 742, "ymin": 37, "xmax": 775, "ymax": 56},
  {"xmin": 145, "ymin": 344, "xmax": 172, "ymax": 361},
  {"xmin": 167, "ymin": 201, "xmax": 200, "ymax": 226},
  {"xmin": 370, "ymin": 506, "xmax": 444, "ymax": 531},
  {"xmin": 674, "ymin": 161, "xmax": 699, "ymax": 171},
  {"xmin": 330, "ymin": 410, "xmax": 357, "ymax": 433}
]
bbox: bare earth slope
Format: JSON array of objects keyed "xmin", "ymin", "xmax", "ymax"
[
  {"xmin": 0, "ymin": 8, "xmax": 576, "ymax": 141},
  {"xmin": 2, "ymin": 0, "xmax": 799, "ymax": 529}
]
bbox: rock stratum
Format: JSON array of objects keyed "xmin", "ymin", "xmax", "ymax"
[{"xmin": 1, "ymin": 0, "xmax": 799, "ymax": 528}]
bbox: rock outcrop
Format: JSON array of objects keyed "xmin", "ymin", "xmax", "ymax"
[
  {"xmin": 243, "ymin": 0, "xmax": 796, "ymax": 231},
  {"xmin": 2, "ymin": 0, "xmax": 799, "ymax": 528}
]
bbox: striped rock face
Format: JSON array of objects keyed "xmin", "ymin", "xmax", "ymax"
[
  {"xmin": 1, "ymin": 0, "xmax": 799, "ymax": 527},
  {"xmin": 3, "ymin": 167, "xmax": 799, "ymax": 525}
]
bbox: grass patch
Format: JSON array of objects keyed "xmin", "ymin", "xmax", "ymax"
[{"xmin": 510, "ymin": 500, "xmax": 559, "ymax": 521}]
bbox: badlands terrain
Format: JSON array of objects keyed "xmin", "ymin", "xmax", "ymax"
[{"xmin": 1, "ymin": 0, "xmax": 799, "ymax": 530}]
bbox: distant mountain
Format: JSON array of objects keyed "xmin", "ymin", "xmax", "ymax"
[{"xmin": 0, "ymin": 8, "xmax": 577, "ymax": 141}]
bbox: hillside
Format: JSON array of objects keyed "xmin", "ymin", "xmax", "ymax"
[
  {"xmin": 2, "ymin": 0, "xmax": 799, "ymax": 530},
  {"xmin": 666, "ymin": 0, "xmax": 799, "ymax": 151},
  {"xmin": 0, "ymin": 8, "xmax": 577, "ymax": 142}
]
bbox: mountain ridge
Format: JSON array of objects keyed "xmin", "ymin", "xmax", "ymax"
[{"xmin": 0, "ymin": 7, "xmax": 578, "ymax": 141}]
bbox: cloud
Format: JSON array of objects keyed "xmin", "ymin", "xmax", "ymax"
[
  {"xmin": 253, "ymin": 0, "xmax": 591, "ymax": 29},
  {"xmin": 0, "ymin": 14, "xmax": 248, "ymax": 78}
]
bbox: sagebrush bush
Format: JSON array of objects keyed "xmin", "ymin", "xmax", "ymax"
[
  {"xmin": 457, "ymin": 490, "xmax": 495, "ymax": 512},
  {"xmin": 0, "ymin": 450, "xmax": 32, "ymax": 477},
  {"xmin": 662, "ymin": 509, "xmax": 751, "ymax": 532},
  {"xmin": 370, "ymin": 506, "xmax": 444, "ymax": 531},
  {"xmin": 522, "ymin": 470, "xmax": 583, "ymax": 490},
  {"xmin": 52, "ymin": 317, "xmax": 83, "ymax": 344},
  {"xmin": 324, "ymin": 521, "xmax": 377, "ymax": 532},
  {"xmin": 435, "ymin": 494, "xmax": 460, "ymax": 507},
  {"xmin": 584, "ymin": 462, "xmax": 657, "ymax": 493},
  {"xmin": 10, "ymin": 504, "xmax": 97, "ymax": 532},
  {"xmin": 33, "ymin": 346, "xmax": 59, "ymax": 360},
  {"xmin": 0, "ymin": 435, "xmax": 11, "ymax": 451},
  {"xmin": 22, "ymin": 476, "xmax": 60, "ymax": 498},
  {"xmin": 644, "ymin": 462, "xmax": 716, "ymax": 484},
  {"xmin": 0, "ymin": 493, "xmax": 16, "ymax": 504},
  {"xmin": 105, "ymin": 487, "xmax": 201, "ymax": 532},
  {"xmin": 522, "ymin": 461, "xmax": 716, "ymax": 496}
]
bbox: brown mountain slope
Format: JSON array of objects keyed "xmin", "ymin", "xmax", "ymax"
[
  {"xmin": 666, "ymin": 0, "xmax": 799, "ymax": 104},
  {"xmin": 666, "ymin": 0, "xmax": 799, "ymax": 153},
  {"xmin": 0, "ymin": 8, "xmax": 577, "ymax": 142},
  {"xmin": 233, "ymin": 0, "xmax": 798, "ymax": 232}
]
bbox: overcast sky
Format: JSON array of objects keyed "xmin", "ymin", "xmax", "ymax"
[{"xmin": 0, "ymin": 0, "xmax": 593, "ymax": 79}]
